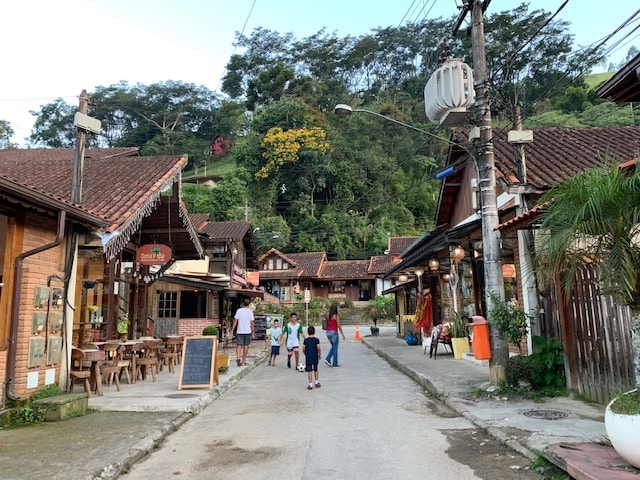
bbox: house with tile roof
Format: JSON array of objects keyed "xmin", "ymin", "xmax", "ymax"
[
  {"xmin": 256, "ymin": 241, "xmax": 414, "ymax": 304},
  {"xmin": 0, "ymin": 147, "xmax": 203, "ymax": 399},
  {"xmin": 385, "ymin": 124, "xmax": 640, "ymax": 402},
  {"xmin": 149, "ymin": 220, "xmax": 265, "ymax": 337}
]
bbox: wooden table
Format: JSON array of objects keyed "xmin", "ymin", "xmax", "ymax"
[
  {"xmin": 80, "ymin": 349, "xmax": 106, "ymax": 396},
  {"xmin": 121, "ymin": 341, "xmax": 144, "ymax": 384}
]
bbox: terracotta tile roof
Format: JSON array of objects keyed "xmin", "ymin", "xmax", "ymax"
[
  {"xmin": 0, "ymin": 148, "xmax": 201, "ymax": 259},
  {"xmin": 189, "ymin": 213, "xmax": 210, "ymax": 231},
  {"xmin": 320, "ymin": 260, "xmax": 374, "ymax": 280},
  {"xmin": 368, "ymin": 255, "xmax": 398, "ymax": 274},
  {"xmin": 258, "ymin": 251, "xmax": 326, "ymax": 279},
  {"xmin": 437, "ymin": 126, "xmax": 640, "ymax": 227},
  {"xmin": 388, "ymin": 236, "xmax": 418, "ymax": 255},
  {"xmin": 199, "ymin": 221, "xmax": 252, "ymax": 240},
  {"xmin": 492, "ymin": 126, "xmax": 640, "ymax": 190}
]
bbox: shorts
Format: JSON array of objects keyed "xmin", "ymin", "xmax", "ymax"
[
  {"xmin": 271, "ymin": 345, "xmax": 281, "ymax": 356},
  {"xmin": 236, "ymin": 333, "xmax": 252, "ymax": 346},
  {"xmin": 287, "ymin": 346, "xmax": 299, "ymax": 352},
  {"xmin": 305, "ymin": 362, "xmax": 318, "ymax": 372}
]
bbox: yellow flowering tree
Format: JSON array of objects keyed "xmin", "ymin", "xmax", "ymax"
[{"xmin": 257, "ymin": 127, "xmax": 331, "ymax": 180}]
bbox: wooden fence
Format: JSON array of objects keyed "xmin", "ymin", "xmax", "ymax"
[{"xmin": 548, "ymin": 265, "xmax": 636, "ymax": 404}]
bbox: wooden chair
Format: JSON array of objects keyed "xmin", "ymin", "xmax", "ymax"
[
  {"xmin": 136, "ymin": 339, "xmax": 161, "ymax": 382},
  {"xmin": 98, "ymin": 343, "xmax": 123, "ymax": 391},
  {"xmin": 159, "ymin": 337, "xmax": 182, "ymax": 373},
  {"xmin": 69, "ymin": 348, "xmax": 92, "ymax": 397}
]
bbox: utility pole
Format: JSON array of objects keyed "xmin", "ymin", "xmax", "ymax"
[
  {"xmin": 71, "ymin": 90, "xmax": 90, "ymax": 204},
  {"xmin": 469, "ymin": 0, "xmax": 507, "ymax": 383}
]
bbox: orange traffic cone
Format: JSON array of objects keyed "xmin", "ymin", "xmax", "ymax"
[{"xmin": 354, "ymin": 325, "xmax": 361, "ymax": 342}]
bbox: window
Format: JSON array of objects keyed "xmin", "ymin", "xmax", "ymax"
[
  {"xmin": 180, "ymin": 291, "xmax": 207, "ymax": 318},
  {"xmin": 158, "ymin": 291, "xmax": 177, "ymax": 318}
]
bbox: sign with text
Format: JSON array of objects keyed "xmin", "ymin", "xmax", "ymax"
[
  {"xmin": 178, "ymin": 336, "xmax": 218, "ymax": 389},
  {"xmin": 136, "ymin": 244, "xmax": 171, "ymax": 266}
]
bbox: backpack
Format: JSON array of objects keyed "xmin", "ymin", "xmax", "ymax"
[{"xmin": 322, "ymin": 317, "xmax": 328, "ymax": 330}]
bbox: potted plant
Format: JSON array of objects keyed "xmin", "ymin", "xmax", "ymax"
[
  {"xmin": 535, "ymin": 163, "xmax": 640, "ymax": 467},
  {"xmin": 605, "ymin": 389, "xmax": 640, "ymax": 468},
  {"xmin": 449, "ymin": 313, "xmax": 470, "ymax": 360},
  {"xmin": 203, "ymin": 326, "xmax": 229, "ymax": 374},
  {"xmin": 367, "ymin": 295, "xmax": 393, "ymax": 336},
  {"xmin": 117, "ymin": 313, "xmax": 128, "ymax": 340}
]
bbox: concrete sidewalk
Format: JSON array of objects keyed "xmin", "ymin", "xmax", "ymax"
[{"xmin": 1, "ymin": 327, "xmax": 639, "ymax": 480}]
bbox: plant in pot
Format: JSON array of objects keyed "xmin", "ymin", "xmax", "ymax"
[
  {"xmin": 535, "ymin": 163, "xmax": 640, "ymax": 468},
  {"xmin": 366, "ymin": 295, "xmax": 394, "ymax": 336},
  {"xmin": 449, "ymin": 313, "xmax": 470, "ymax": 359},
  {"xmin": 117, "ymin": 313, "xmax": 129, "ymax": 340},
  {"xmin": 202, "ymin": 326, "xmax": 228, "ymax": 374}
]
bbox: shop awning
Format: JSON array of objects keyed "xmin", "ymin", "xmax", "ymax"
[
  {"xmin": 382, "ymin": 278, "xmax": 417, "ymax": 295},
  {"xmin": 160, "ymin": 274, "xmax": 225, "ymax": 291},
  {"xmin": 224, "ymin": 288, "xmax": 264, "ymax": 299},
  {"xmin": 384, "ymin": 219, "xmax": 481, "ymax": 278}
]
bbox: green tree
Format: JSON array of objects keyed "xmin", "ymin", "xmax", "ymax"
[
  {"xmin": 0, "ymin": 120, "xmax": 17, "ymax": 149},
  {"xmin": 29, "ymin": 98, "xmax": 76, "ymax": 147},
  {"xmin": 534, "ymin": 162, "xmax": 640, "ymax": 391}
]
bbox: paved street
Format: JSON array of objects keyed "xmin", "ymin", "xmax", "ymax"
[{"xmin": 122, "ymin": 331, "xmax": 540, "ymax": 480}]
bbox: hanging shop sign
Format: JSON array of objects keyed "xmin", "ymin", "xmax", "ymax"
[
  {"xmin": 232, "ymin": 263, "xmax": 247, "ymax": 286},
  {"xmin": 136, "ymin": 244, "xmax": 172, "ymax": 266}
]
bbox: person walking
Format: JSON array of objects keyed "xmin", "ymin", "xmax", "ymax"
[
  {"xmin": 267, "ymin": 319, "xmax": 283, "ymax": 366},
  {"xmin": 324, "ymin": 302, "xmax": 345, "ymax": 367},
  {"xmin": 230, "ymin": 298, "xmax": 254, "ymax": 366},
  {"xmin": 303, "ymin": 325, "xmax": 321, "ymax": 390},
  {"xmin": 283, "ymin": 312, "xmax": 305, "ymax": 369}
]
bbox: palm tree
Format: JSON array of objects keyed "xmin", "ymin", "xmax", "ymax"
[{"xmin": 534, "ymin": 162, "xmax": 640, "ymax": 395}]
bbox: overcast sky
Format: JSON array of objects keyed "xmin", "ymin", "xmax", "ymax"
[{"xmin": 1, "ymin": 0, "xmax": 638, "ymax": 145}]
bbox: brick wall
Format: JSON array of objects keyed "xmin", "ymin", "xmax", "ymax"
[
  {"xmin": 12, "ymin": 212, "xmax": 65, "ymax": 397},
  {"xmin": 178, "ymin": 319, "xmax": 218, "ymax": 336}
]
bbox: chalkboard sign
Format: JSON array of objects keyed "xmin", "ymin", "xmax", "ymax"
[{"xmin": 178, "ymin": 336, "xmax": 218, "ymax": 389}]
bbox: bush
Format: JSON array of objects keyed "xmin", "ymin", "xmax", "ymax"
[
  {"xmin": 528, "ymin": 336, "xmax": 565, "ymax": 394},
  {"xmin": 506, "ymin": 355, "xmax": 534, "ymax": 387},
  {"xmin": 202, "ymin": 326, "xmax": 219, "ymax": 336},
  {"xmin": 505, "ymin": 336, "xmax": 565, "ymax": 396}
]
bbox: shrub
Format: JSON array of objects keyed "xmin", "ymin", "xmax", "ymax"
[
  {"xmin": 528, "ymin": 336, "xmax": 565, "ymax": 394},
  {"xmin": 505, "ymin": 355, "xmax": 533, "ymax": 388},
  {"xmin": 202, "ymin": 326, "xmax": 219, "ymax": 336}
]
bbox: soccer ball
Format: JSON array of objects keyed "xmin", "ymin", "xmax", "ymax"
[{"xmin": 296, "ymin": 363, "xmax": 305, "ymax": 372}]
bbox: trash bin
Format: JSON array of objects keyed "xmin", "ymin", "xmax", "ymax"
[{"xmin": 470, "ymin": 315, "xmax": 491, "ymax": 360}]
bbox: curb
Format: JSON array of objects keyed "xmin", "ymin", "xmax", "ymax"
[{"xmin": 361, "ymin": 337, "xmax": 539, "ymax": 462}]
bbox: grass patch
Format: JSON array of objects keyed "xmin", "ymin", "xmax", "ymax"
[
  {"xmin": 610, "ymin": 390, "xmax": 640, "ymax": 415},
  {"xmin": 2, "ymin": 385, "xmax": 65, "ymax": 428},
  {"xmin": 531, "ymin": 455, "xmax": 572, "ymax": 479}
]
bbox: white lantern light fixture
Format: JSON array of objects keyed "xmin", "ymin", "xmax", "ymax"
[
  {"xmin": 398, "ymin": 274, "xmax": 408, "ymax": 283},
  {"xmin": 428, "ymin": 258, "xmax": 440, "ymax": 271}
]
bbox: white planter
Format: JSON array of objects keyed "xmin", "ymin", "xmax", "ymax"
[{"xmin": 605, "ymin": 389, "xmax": 640, "ymax": 469}]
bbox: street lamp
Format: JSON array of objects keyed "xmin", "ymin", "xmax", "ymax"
[
  {"xmin": 334, "ymin": 104, "xmax": 474, "ymax": 158},
  {"xmin": 336, "ymin": 101, "xmax": 506, "ymax": 381}
]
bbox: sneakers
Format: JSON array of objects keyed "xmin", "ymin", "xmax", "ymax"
[
  {"xmin": 315, "ymin": 382, "xmax": 321, "ymax": 388},
  {"xmin": 307, "ymin": 385, "xmax": 313, "ymax": 390},
  {"xmin": 324, "ymin": 360, "xmax": 331, "ymax": 367},
  {"xmin": 236, "ymin": 359, "xmax": 241, "ymax": 367},
  {"xmin": 287, "ymin": 358, "xmax": 291, "ymax": 368}
]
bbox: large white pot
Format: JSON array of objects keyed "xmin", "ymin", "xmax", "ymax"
[{"xmin": 604, "ymin": 389, "xmax": 640, "ymax": 469}]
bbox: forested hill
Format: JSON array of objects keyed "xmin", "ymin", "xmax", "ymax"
[{"xmin": 20, "ymin": 4, "xmax": 637, "ymax": 259}]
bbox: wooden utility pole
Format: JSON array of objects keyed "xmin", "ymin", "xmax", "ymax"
[
  {"xmin": 469, "ymin": 0, "xmax": 507, "ymax": 383},
  {"xmin": 71, "ymin": 90, "xmax": 89, "ymax": 204}
]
